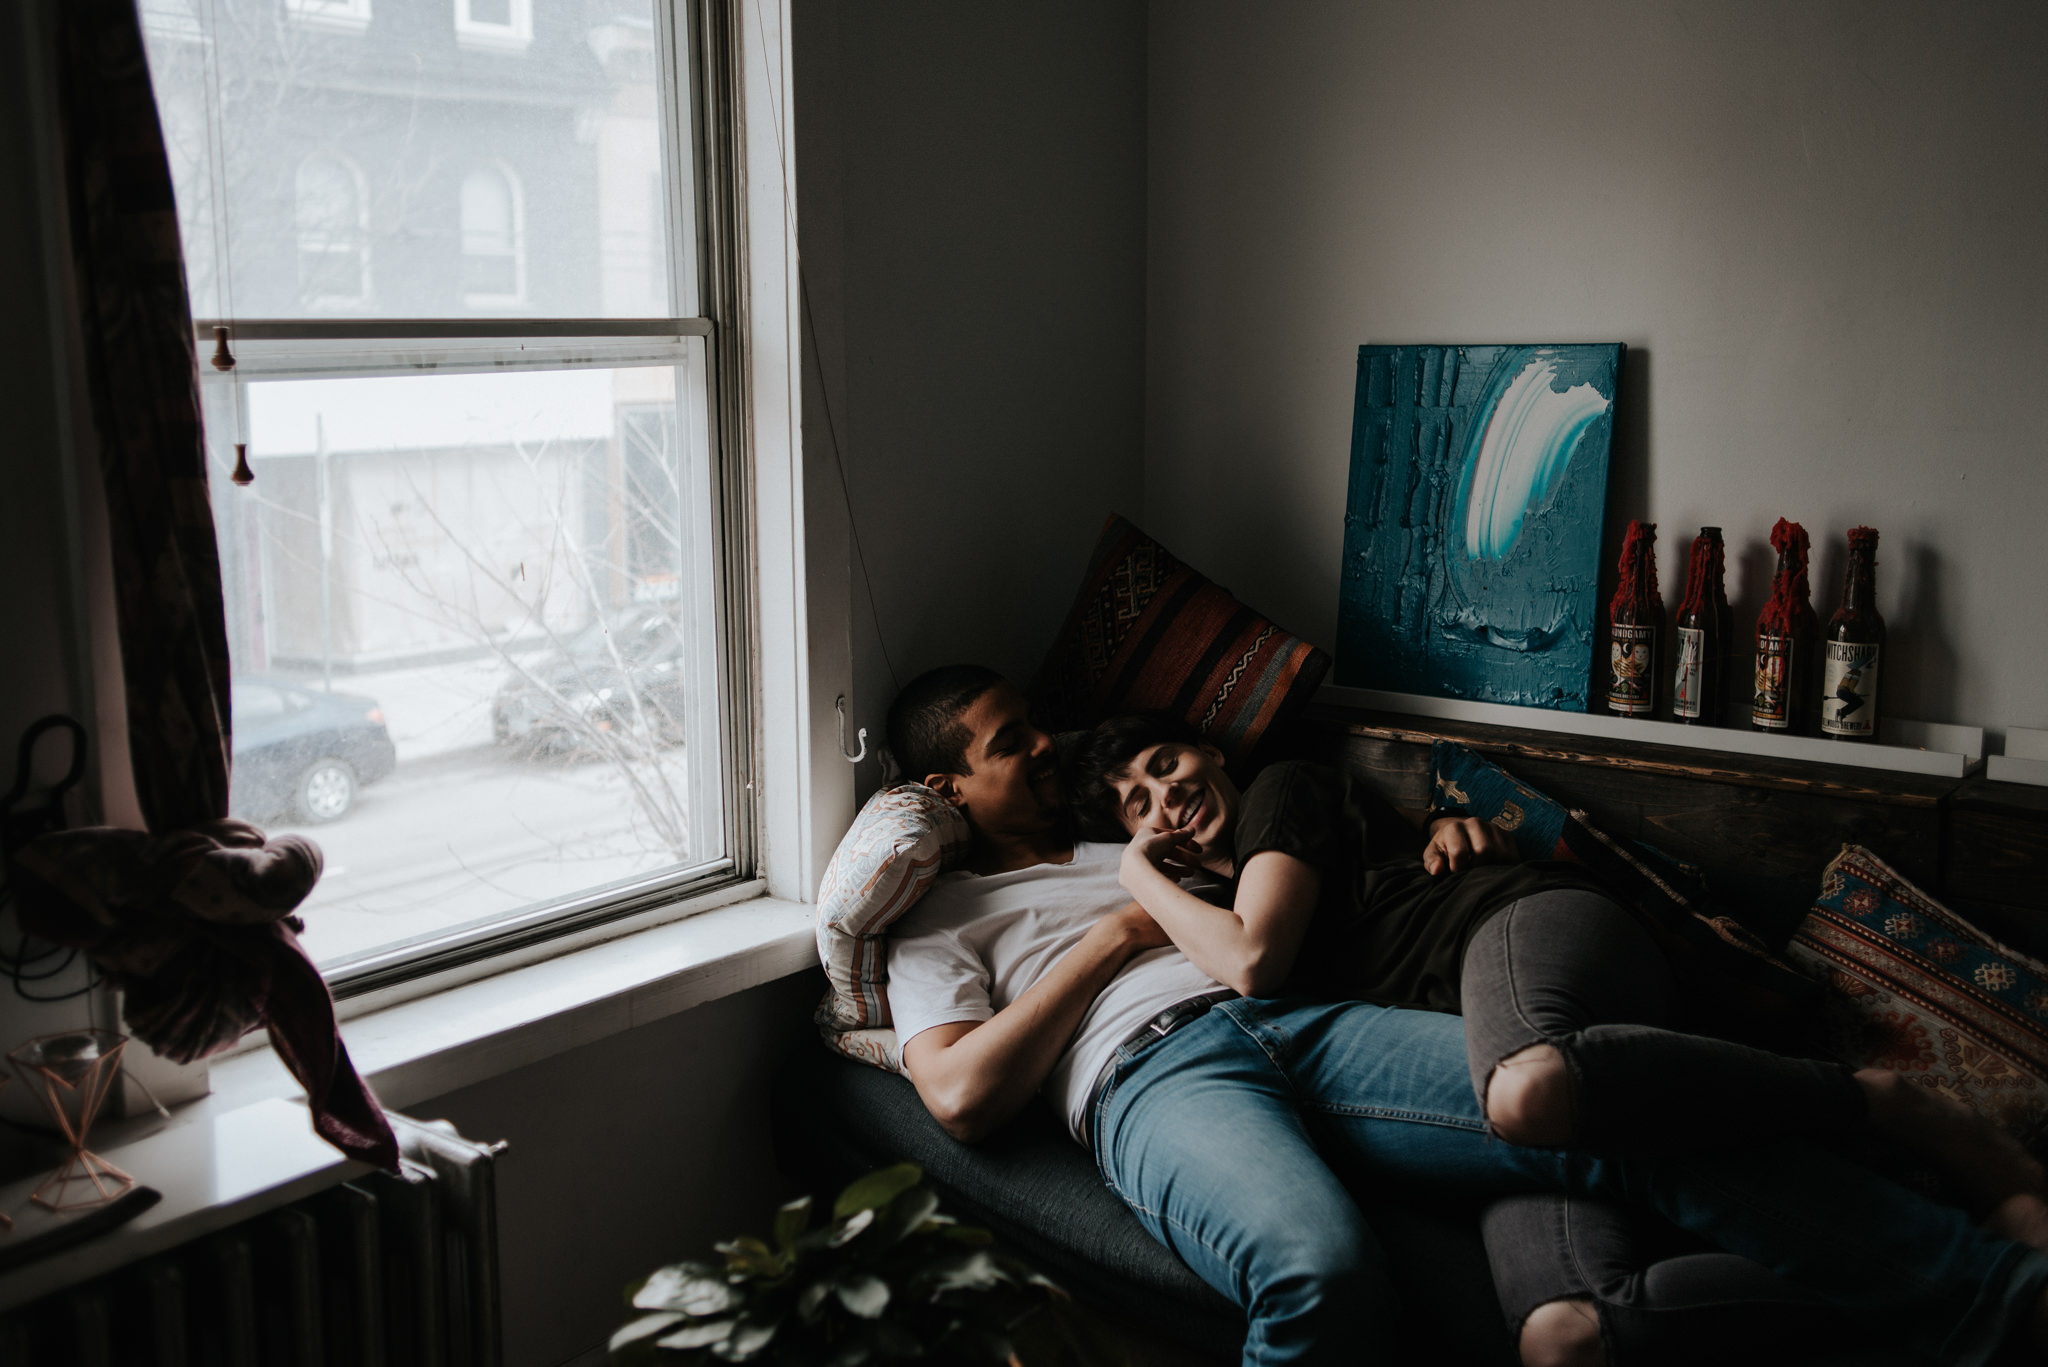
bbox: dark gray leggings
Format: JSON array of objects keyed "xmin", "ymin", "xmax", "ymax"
[{"xmin": 1461, "ymin": 890, "xmax": 1876, "ymax": 1361}]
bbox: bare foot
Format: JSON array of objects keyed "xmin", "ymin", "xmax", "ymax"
[
  {"xmin": 1986, "ymin": 1193, "xmax": 2048, "ymax": 1256},
  {"xmin": 1858, "ymin": 1068, "xmax": 2045, "ymax": 1210}
]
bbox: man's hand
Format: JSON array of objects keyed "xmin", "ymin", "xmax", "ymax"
[
  {"xmin": 1422, "ymin": 815, "xmax": 1517, "ymax": 876},
  {"xmin": 1100, "ymin": 899, "xmax": 1173, "ymax": 954},
  {"xmin": 1120, "ymin": 824, "xmax": 1206, "ymax": 889}
]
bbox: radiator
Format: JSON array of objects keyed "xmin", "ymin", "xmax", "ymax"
[{"xmin": 0, "ymin": 1111, "xmax": 506, "ymax": 1367}]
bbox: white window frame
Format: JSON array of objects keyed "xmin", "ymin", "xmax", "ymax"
[
  {"xmin": 183, "ymin": 0, "xmax": 823, "ymax": 1000},
  {"xmin": 293, "ymin": 151, "xmax": 373, "ymax": 310},
  {"xmin": 453, "ymin": 0, "xmax": 533, "ymax": 53},
  {"xmin": 457, "ymin": 160, "xmax": 526, "ymax": 308},
  {"xmin": 285, "ymin": 0, "xmax": 373, "ymax": 36}
]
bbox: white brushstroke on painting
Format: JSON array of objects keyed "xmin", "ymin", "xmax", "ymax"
[{"xmin": 1463, "ymin": 357, "xmax": 1611, "ymax": 560}]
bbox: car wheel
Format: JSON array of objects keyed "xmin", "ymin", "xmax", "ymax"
[{"xmin": 295, "ymin": 758, "xmax": 357, "ymax": 823}]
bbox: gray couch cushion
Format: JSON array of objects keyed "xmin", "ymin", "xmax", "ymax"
[{"xmin": 773, "ymin": 1045, "xmax": 1517, "ymax": 1366}]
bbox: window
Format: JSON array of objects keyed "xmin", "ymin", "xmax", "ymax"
[
  {"xmin": 295, "ymin": 154, "xmax": 371, "ymax": 308},
  {"xmin": 144, "ymin": 1, "xmax": 750, "ymax": 995},
  {"xmin": 459, "ymin": 165, "xmax": 524, "ymax": 305},
  {"xmin": 454, "ymin": 0, "xmax": 534, "ymax": 52},
  {"xmin": 285, "ymin": 0, "xmax": 373, "ymax": 34}
]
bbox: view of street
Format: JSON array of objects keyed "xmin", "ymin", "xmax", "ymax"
[
  {"xmin": 277, "ymin": 740, "xmax": 695, "ymax": 968},
  {"xmin": 254, "ymin": 657, "xmax": 696, "ymax": 969}
]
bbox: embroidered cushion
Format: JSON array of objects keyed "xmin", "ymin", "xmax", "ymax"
[
  {"xmin": 1030, "ymin": 514, "xmax": 1331, "ymax": 767},
  {"xmin": 1428, "ymin": 739, "xmax": 1819, "ymax": 1046},
  {"xmin": 812, "ymin": 783, "xmax": 969, "ymax": 1072},
  {"xmin": 1787, "ymin": 845, "xmax": 2048, "ymax": 1155}
]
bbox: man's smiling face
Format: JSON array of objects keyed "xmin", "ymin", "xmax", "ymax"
[{"xmin": 927, "ymin": 682, "xmax": 1060, "ymax": 837}]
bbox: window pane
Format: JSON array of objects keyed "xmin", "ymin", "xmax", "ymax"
[
  {"xmin": 144, "ymin": 0, "xmax": 693, "ymax": 319},
  {"xmin": 207, "ymin": 352, "xmax": 726, "ymax": 969}
]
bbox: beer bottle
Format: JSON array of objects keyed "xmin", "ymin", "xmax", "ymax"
[
  {"xmin": 1606, "ymin": 520, "xmax": 1661, "ymax": 718},
  {"xmin": 1821, "ymin": 526, "xmax": 1885, "ymax": 742},
  {"xmin": 1751, "ymin": 518, "xmax": 1820, "ymax": 735},
  {"xmin": 1672, "ymin": 526, "xmax": 1728, "ymax": 726}
]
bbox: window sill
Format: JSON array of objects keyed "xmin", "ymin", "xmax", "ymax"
[{"xmin": 211, "ymin": 891, "xmax": 818, "ymax": 1113}]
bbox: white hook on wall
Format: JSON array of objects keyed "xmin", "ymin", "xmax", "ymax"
[{"xmin": 835, "ymin": 695, "xmax": 868, "ymax": 764}]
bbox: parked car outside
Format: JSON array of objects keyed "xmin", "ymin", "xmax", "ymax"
[
  {"xmin": 491, "ymin": 605, "xmax": 687, "ymax": 756},
  {"xmin": 229, "ymin": 677, "xmax": 398, "ymax": 824}
]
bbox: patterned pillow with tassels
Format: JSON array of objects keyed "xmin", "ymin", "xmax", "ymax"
[
  {"xmin": 1788, "ymin": 845, "xmax": 2048, "ymax": 1156},
  {"xmin": 812, "ymin": 783, "xmax": 969, "ymax": 1072}
]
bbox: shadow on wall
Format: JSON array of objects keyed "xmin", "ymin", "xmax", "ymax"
[
  {"xmin": 1888, "ymin": 540, "xmax": 1957, "ymax": 732},
  {"xmin": 1592, "ymin": 348, "xmax": 1653, "ymax": 707}
]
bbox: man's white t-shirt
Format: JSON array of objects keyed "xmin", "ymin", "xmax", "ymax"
[{"xmin": 885, "ymin": 841, "xmax": 1226, "ymax": 1146}]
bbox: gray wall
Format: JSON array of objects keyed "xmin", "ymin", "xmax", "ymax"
[
  {"xmin": 1147, "ymin": 0, "xmax": 2048, "ymax": 740},
  {"xmin": 796, "ymin": 0, "xmax": 1149, "ymax": 775},
  {"xmin": 413, "ymin": 973, "xmax": 821, "ymax": 1367}
]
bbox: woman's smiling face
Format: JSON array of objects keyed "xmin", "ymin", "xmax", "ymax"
[{"xmin": 1105, "ymin": 739, "xmax": 1240, "ymax": 858}]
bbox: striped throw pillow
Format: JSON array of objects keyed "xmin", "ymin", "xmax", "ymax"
[{"xmin": 1030, "ymin": 514, "xmax": 1330, "ymax": 767}]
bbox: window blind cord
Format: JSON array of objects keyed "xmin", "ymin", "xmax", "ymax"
[{"xmin": 750, "ymin": 0, "xmax": 903, "ymax": 730}]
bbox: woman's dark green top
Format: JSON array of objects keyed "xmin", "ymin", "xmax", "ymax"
[{"xmin": 1235, "ymin": 760, "xmax": 1603, "ymax": 1013}]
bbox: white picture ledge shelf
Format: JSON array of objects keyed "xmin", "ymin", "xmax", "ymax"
[
  {"xmin": 1988, "ymin": 727, "xmax": 2048, "ymax": 788},
  {"xmin": 1316, "ymin": 686, "xmax": 1986, "ymax": 781}
]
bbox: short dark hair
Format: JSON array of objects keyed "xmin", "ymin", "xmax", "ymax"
[
  {"xmin": 886, "ymin": 665, "xmax": 1006, "ymax": 781},
  {"xmin": 1061, "ymin": 711, "xmax": 1206, "ymax": 842}
]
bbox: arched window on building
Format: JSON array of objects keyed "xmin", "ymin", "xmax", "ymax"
[
  {"xmin": 460, "ymin": 164, "xmax": 525, "ymax": 307},
  {"xmin": 294, "ymin": 153, "xmax": 370, "ymax": 308}
]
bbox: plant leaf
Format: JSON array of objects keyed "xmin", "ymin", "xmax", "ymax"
[
  {"xmin": 869, "ymin": 1186, "xmax": 941, "ymax": 1249},
  {"xmin": 610, "ymin": 1312, "xmax": 686, "ymax": 1352},
  {"xmin": 717, "ymin": 1236, "xmax": 787, "ymax": 1280},
  {"xmin": 774, "ymin": 1195, "xmax": 813, "ymax": 1251},
  {"xmin": 634, "ymin": 1264, "xmax": 740, "ymax": 1315},
  {"xmin": 833, "ymin": 1163, "xmax": 923, "ymax": 1219},
  {"xmin": 711, "ymin": 1320, "xmax": 780, "ymax": 1361},
  {"xmin": 833, "ymin": 1272, "xmax": 891, "ymax": 1319},
  {"xmin": 938, "ymin": 1225, "xmax": 994, "ymax": 1246},
  {"xmin": 920, "ymin": 1250, "xmax": 1008, "ymax": 1296},
  {"xmin": 824, "ymin": 1207, "xmax": 876, "ymax": 1248},
  {"xmin": 658, "ymin": 1318, "xmax": 738, "ymax": 1351}
]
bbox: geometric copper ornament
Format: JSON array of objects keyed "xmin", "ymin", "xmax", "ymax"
[{"xmin": 7, "ymin": 1030, "xmax": 135, "ymax": 1212}]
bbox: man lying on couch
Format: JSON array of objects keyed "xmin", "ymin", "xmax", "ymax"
[{"xmin": 879, "ymin": 664, "xmax": 2048, "ymax": 1367}]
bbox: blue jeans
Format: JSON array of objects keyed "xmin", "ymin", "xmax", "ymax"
[{"xmin": 1090, "ymin": 997, "xmax": 2048, "ymax": 1367}]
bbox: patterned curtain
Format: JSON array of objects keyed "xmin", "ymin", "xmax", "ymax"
[{"xmin": 55, "ymin": 0, "xmax": 232, "ymax": 832}]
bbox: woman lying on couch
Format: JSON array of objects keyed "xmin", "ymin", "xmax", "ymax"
[{"xmin": 1062, "ymin": 711, "xmax": 2048, "ymax": 1365}]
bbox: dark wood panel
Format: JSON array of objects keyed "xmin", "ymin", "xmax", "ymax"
[
  {"xmin": 1317, "ymin": 712, "xmax": 1945, "ymax": 874},
  {"xmin": 1331, "ymin": 728, "xmax": 1942, "ymax": 889},
  {"xmin": 1945, "ymin": 778, "xmax": 2048, "ymax": 918}
]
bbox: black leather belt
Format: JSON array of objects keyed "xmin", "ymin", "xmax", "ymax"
[{"xmin": 1093, "ymin": 989, "xmax": 1237, "ymax": 1102}]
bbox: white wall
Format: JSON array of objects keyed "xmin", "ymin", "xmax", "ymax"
[
  {"xmin": 796, "ymin": 0, "xmax": 1148, "ymax": 779},
  {"xmin": 1147, "ymin": 0, "xmax": 2048, "ymax": 742}
]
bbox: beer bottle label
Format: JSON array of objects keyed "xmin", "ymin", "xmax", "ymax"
[
  {"xmin": 1608, "ymin": 623, "xmax": 1656, "ymax": 715},
  {"xmin": 1673, "ymin": 626, "xmax": 1706, "ymax": 719},
  {"xmin": 1821, "ymin": 641, "xmax": 1881, "ymax": 737},
  {"xmin": 1753, "ymin": 634, "xmax": 1794, "ymax": 730}
]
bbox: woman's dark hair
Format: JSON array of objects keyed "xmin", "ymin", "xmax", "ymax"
[{"xmin": 1061, "ymin": 711, "xmax": 1207, "ymax": 842}]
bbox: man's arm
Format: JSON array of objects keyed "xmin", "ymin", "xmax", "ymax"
[{"xmin": 898, "ymin": 904, "xmax": 1168, "ymax": 1143}]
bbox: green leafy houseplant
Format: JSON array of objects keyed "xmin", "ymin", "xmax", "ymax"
[{"xmin": 612, "ymin": 1164, "xmax": 1121, "ymax": 1367}]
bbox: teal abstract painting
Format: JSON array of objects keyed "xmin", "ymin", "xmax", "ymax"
[{"xmin": 1336, "ymin": 343, "xmax": 1623, "ymax": 710}]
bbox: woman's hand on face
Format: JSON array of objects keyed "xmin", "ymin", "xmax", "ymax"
[
  {"xmin": 1121, "ymin": 824, "xmax": 1205, "ymax": 890},
  {"xmin": 1422, "ymin": 815, "xmax": 1517, "ymax": 876}
]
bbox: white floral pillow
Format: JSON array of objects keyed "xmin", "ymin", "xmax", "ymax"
[{"xmin": 812, "ymin": 783, "xmax": 968, "ymax": 1072}]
